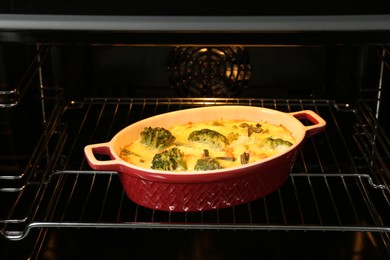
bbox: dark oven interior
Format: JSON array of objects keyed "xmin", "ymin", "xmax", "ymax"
[{"xmin": 1, "ymin": 7, "xmax": 390, "ymax": 260}]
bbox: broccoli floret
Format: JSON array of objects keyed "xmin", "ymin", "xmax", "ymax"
[
  {"xmin": 264, "ymin": 137, "xmax": 293, "ymax": 150},
  {"xmin": 140, "ymin": 126, "xmax": 176, "ymax": 150},
  {"xmin": 194, "ymin": 156, "xmax": 223, "ymax": 171},
  {"xmin": 187, "ymin": 128, "xmax": 229, "ymax": 150},
  {"xmin": 151, "ymin": 147, "xmax": 187, "ymax": 171}
]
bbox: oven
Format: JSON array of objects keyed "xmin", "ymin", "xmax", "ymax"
[{"xmin": 1, "ymin": 1, "xmax": 390, "ymax": 259}]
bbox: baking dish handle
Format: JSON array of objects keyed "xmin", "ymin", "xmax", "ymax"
[
  {"xmin": 84, "ymin": 143, "xmax": 122, "ymax": 171},
  {"xmin": 290, "ymin": 110, "xmax": 327, "ymax": 137}
]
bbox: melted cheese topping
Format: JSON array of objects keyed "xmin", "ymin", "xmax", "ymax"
[{"xmin": 120, "ymin": 120, "xmax": 295, "ymax": 171}]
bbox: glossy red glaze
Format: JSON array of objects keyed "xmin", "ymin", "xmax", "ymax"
[{"xmin": 84, "ymin": 106, "xmax": 326, "ymax": 212}]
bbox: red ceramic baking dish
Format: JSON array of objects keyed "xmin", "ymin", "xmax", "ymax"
[{"xmin": 84, "ymin": 105, "xmax": 326, "ymax": 212}]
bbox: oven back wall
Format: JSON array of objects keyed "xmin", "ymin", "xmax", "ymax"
[{"xmin": 55, "ymin": 45, "xmax": 359, "ymax": 101}]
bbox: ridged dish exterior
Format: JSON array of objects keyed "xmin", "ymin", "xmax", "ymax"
[{"xmin": 118, "ymin": 145, "xmax": 300, "ymax": 212}]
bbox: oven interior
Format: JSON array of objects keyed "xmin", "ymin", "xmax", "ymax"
[{"xmin": 1, "ymin": 33, "xmax": 390, "ymax": 259}]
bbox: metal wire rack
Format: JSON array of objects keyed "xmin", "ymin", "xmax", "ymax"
[{"xmin": 0, "ymin": 98, "xmax": 389, "ymax": 250}]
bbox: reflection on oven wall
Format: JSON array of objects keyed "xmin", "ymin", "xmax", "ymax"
[
  {"xmin": 0, "ymin": 44, "xmax": 45, "ymax": 175},
  {"xmin": 56, "ymin": 45, "xmax": 361, "ymax": 101}
]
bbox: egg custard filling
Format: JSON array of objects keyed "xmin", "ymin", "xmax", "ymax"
[{"xmin": 119, "ymin": 119, "xmax": 295, "ymax": 171}]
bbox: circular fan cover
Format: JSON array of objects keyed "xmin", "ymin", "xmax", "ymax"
[{"xmin": 168, "ymin": 47, "xmax": 251, "ymax": 97}]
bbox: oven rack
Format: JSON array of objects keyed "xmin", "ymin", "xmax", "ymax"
[{"xmin": 0, "ymin": 98, "xmax": 389, "ymax": 246}]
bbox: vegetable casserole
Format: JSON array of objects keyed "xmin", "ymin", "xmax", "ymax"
[{"xmin": 119, "ymin": 119, "xmax": 295, "ymax": 171}]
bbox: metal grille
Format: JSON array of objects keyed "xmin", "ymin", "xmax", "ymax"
[
  {"xmin": 1, "ymin": 98, "xmax": 389, "ymax": 248},
  {"xmin": 167, "ymin": 47, "xmax": 251, "ymax": 97}
]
